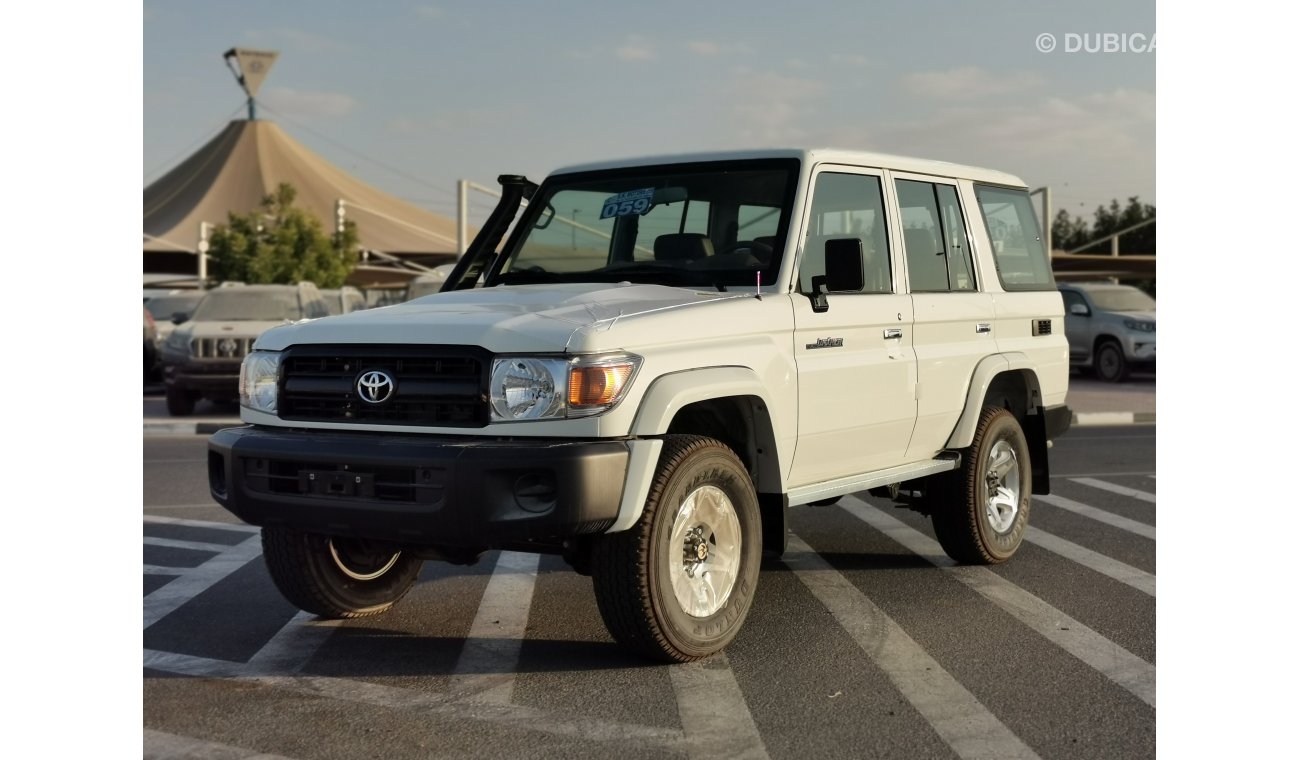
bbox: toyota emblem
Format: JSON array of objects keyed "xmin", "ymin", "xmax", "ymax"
[{"xmin": 356, "ymin": 370, "xmax": 396, "ymax": 403}]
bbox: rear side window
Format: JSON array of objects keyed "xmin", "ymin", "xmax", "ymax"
[
  {"xmin": 974, "ymin": 185, "xmax": 1055, "ymax": 291},
  {"xmin": 895, "ymin": 179, "xmax": 977, "ymax": 292}
]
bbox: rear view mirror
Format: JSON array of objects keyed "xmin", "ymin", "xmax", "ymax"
[
  {"xmin": 534, "ymin": 203, "xmax": 556, "ymax": 230},
  {"xmin": 1070, "ymin": 303, "xmax": 1090, "ymax": 316},
  {"xmin": 651, "ymin": 187, "xmax": 688, "ymax": 206}
]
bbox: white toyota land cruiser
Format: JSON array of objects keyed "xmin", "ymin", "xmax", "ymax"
[{"xmin": 208, "ymin": 149, "xmax": 1071, "ymax": 662}]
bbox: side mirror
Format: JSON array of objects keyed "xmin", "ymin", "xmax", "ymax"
[
  {"xmin": 172, "ymin": 312, "xmax": 189, "ymax": 325},
  {"xmin": 810, "ymin": 238, "xmax": 864, "ymax": 313},
  {"xmin": 1069, "ymin": 303, "xmax": 1090, "ymax": 316}
]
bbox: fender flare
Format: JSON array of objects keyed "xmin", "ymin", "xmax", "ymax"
[
  {"xmin": 606, "ymin": 367, "xmax": 786, "ymax": 534},
  {"xmin": 945, "ymin": 352, "xmax": 1043, "ymax": 450}
]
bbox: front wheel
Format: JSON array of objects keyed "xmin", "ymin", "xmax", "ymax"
[
  {"xmin": 1094, "ymin": 340, "xmax": 1129, "ymax": 382},
  {"xmin": 591, "ymin": 435, "xmax": 762, "ymax": 662},
  {"xmin": 261, "ymin": 527, "xmax": 423, "ymax": 618},
  {"xmin": 165, "ymin": 385, "xmax": 197, "ymax": 416},
  {"xmin": 931, "ymin": 406, "xmax": 1032, "ymax": 564}
]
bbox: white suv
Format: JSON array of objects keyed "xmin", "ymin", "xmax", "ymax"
[{"xmin": 208, "ymin": 149, "xmax": 1071, "ymax": 662}]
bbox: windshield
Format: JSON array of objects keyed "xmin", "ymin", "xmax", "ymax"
[
  {"xmin": 491, "ymin": 159, "xmax": 799, "ymax": 289},
  {"xmin": 146, "ymin": 294, "xmax": 204, "ymax": 320},
  {"xmin": 1089, "ymin": 287, "xmax": 1155, "ymax": 312},
  {"xmin": 191, "ymin": 290, "xmax": 303, "ymax": 321}
]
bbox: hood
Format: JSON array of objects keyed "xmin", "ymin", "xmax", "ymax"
[
  {"xmin": 1114, "ymin": 311, "xmax": 1156, "ymax": 322},
  {"xmin": 255, "ymin": 283, "xmax": 749, "ymax": 353}
]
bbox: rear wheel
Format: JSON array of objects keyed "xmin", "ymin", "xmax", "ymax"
[
  {"xmin": 591, "ymin": 435, "xmax": 761, "ymax": 662},
  {"xmin": 931, "ymin": 406, "xmax": 1032, "ymax": 564},
  {"xmin": 1094, "ymin": 340, "xmax": 1129, "ymax": 382},
  {"xmin": 261, "ymin": 527, "xmax": 423, "ymax": 618}
]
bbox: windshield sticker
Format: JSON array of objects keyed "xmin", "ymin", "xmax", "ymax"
[{"xmin": 600, "ymin": 188, "xmax": 654, "ymax": 219}]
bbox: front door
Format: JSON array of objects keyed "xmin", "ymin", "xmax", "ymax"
[{"xmin": 789, "ymin": 167, "xmax": 918, "ymax": 486}]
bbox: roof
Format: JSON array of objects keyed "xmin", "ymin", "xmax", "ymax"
[
  {"xmin": 550, "ymin": 148, "xmax": 1026, "ymax": 187},
  {"xmin": 144, "ymin": 119, "xmax": 467, "ymax": 255}
]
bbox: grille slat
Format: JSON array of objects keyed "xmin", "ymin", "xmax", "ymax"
[{"xmin": 279, "ymin": 345, "xmax": 488, "ymax": 427}]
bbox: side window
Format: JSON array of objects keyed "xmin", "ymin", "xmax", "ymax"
[
  {"xmin": 799, "ymin": 172, "xmax": 891, "ymax": 294},
  {"xmin": 895, "ymin": 179, "xmax": 976, "ymax": 292},
  {"xmin": 973, "ymin": 184, "xmax": 1055, "ymax": 290}
]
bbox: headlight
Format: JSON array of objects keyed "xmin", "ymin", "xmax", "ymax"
[
  {"xmin": 490, "ymin": 354, "xmax": 641, "ymax": 422},
  {"xmin": 1123, "ymin": 319, "xmax": 1156, "ymax": 333},
  {"xmin": 239, "ymin": 350, "xmax": 281, "ymax": 413}
]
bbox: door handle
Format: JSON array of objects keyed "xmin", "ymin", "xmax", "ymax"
[
  {"xmin": 976, "ymin": 323, "xmax": 991, "ymax": 334},
  {"xmin": 884, "ymin": 328, "xmax": 903, "ymax": 339}
]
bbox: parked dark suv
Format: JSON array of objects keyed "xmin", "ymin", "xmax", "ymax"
[{"xmin": 159, "ymin": 283, "xmax": 328, "ymax": 415}]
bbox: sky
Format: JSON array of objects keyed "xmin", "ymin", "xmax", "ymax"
[{"xmin": 143, "ymin": 0, "xmax": 1156, "ymax": 228}]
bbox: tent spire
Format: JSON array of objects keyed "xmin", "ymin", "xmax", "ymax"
[{"xmin": 222, "ymin": 48, "xmax": 279, "ymax": 121}]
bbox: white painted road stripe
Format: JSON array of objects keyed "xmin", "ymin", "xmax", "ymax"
[
  {"xmin": 143, "ymin": 564, "xmax": 181, "ymax": 576},
  {"xmin": 1034, "ymin": 494, "xmax": 1156, "ymax": 540},
  {"xmin": 1070, "ymin": 477, "xmax": 1157, "ymax": 504},
  {"xmin": 143, "ymin": 535, "xmax": 234, "ymax": 554},
  {"xmin": 144, "ymin": 514, "xmax": 259, "ymax": 533},
  {"xmin": 841, "ymin": 497, "xmax": 1156, "ymax": 708},
  {"xmin": 785, "ymin": 533, "xmax": 1039, "ymax": 760},
  {"xmin": 143, "ymin": 649, "xmax": 684, "ymax": 748},
  {"xmin": 670, "ymin": 653, "xmax": 769, "ymax": 760},
  {"xmin": 144, "ymin": 729, "xmax": 301, "ymax": 760},
  {"xmin": 1026, "ymin": 526, "xmax": 1156, "ymax": 597},
  {"xmin": 448, "ymin": 551, "xmax": 540, "ymax": 704},
  {"xmin": 143, "ymin": 535, "xmax": 263, "ymax": 629},
  {"xmin": 246, "ymin": 610, "xmax": 342, "ymax": 674}
]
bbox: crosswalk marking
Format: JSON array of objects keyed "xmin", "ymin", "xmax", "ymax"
[
  {"xmin": 143, "ymin": 514, "xmax": 259, "ymax": 533},
  {"xmin": 1070, "ymin": 477, "xmax": 1157, "ymax": 504},
  {"xmin": 143, "ymin": 534, "xmax": 263, "ymax": 629},
  {"xmin": 145, "ymin": 729, "xmax": 301, "ymax": 760},
  {"xmin": 840, "ymin": 497, "xmax": 1156, "ymax": 708},
  {"xmin": 448, "ymin": 551, "xmax": 540, "ymax": 704},
  {"xmin": 670, "ymin": 654, "xmax": 769, "ymax": 760},
  {"xmin": 143, "ymin": 535, "xmax": 235, "ymax": 554},
  {"xmin": 1026, "ymin": 526, "xmax": 1156, "ymax": 596},
  {"xmin": 246, "ymin": 610, "xmax": 342, "ymax": 674},
  {"xmin": 1034, "ymin": 494, "xmax": 1156, "ymax": 539},
  {"xmin": 785, "ymin": 532, "xmax": 1040, "ymax": 760}
]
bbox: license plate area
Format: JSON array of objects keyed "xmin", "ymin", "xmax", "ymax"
[{"xmin": 302, "ymin": 469, "xmax": 376, "ymax": 498}]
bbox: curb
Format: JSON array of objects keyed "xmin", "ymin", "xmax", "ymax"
[
  {"xmin": 145, "ymin": 413, "xmax": 1155, "ymax": 436},
  {"xmin": 1072, "ymin": 412, "xmax": 1155, "ymax": 427}
]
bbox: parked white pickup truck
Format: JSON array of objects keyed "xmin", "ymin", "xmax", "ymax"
[{"xmin": 208, "ymin": 148, "xmax": 1071, "ymax": 662}]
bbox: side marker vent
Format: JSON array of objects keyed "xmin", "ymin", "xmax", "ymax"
[{"xmin": 1032, "ymin": 319, "xmax": 1052, "ymax": 336}]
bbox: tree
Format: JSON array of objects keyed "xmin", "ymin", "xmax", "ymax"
[{"xmin": 207, "ymin": 183, "xmax": 359, "ymax": 288}]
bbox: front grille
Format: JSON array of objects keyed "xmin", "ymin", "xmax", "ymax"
[
  {"xmin": 278, "ymin": 345, "xmax": 488, "ymax": 426},
  {"xmin": 191, "ymin": 336, "xmax": 255, "ymax": 359}
]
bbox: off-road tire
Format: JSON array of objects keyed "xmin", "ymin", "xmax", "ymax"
[
  {"xmin": 261, "ymin": 527, "xmax": 422, "ymax": 618},
  {"xmin": 931, "ymin": 406, "xmax": 1032, "ymax": 564},
  {"xmin": 591, "ymin": 435, "xmax": 762, "ymax": 662}
]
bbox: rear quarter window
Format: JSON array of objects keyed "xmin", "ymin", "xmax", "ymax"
[{"xmin": 974, "ymin": 184, "xmax": 1055, "ymax": 291}]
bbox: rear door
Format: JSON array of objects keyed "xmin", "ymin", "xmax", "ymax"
[
  {"xmin": 789, "ymin": 166, "xmax": 918, "ymax": 485},
  {"xmin": 890, "ymin": 173, "xmax": 996, "ymax": 461}
]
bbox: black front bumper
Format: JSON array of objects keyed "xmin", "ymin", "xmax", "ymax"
[{"xmin": 208, "ymin": 426, "xmax": 630, "ymax": 547}]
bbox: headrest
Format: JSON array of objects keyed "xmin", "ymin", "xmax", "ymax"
[{"xmin": 654, "ymin": 233, "xmax": 713, "ymax": 261}]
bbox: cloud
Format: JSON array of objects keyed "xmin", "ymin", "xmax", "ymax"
[
  {"xmin": 829, "ymin": 53, "xmax": 870, "ymax": 67},
  {"xmin": 688, "ymin": 40, "xmax": 751, "ymax": 57},
  {"xmin": 901, "ymin": 66, "xmax": 1044, "ymax": 100},
  {"xmin": 242, "ymin": 28, "xmax": 350, "ymax": 55},
  {"xmin": 262, "ymin": 87, "xmax": 358, "ymax": 118},
  {"xmin": 616, "ymin": 36, "xmax": 655, "ymax": 61},
  {"xmin": 722, "ymin": 71, "xmax": 830, "ymax": 143}
]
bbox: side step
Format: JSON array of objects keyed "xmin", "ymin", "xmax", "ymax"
[{"xmin": 786, "ymin": 453, "xmax": 960, "ymax": 507}]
